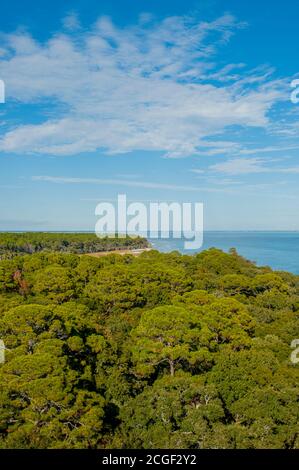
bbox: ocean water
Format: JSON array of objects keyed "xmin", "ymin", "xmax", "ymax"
[{"xmin": 149, "ymin": 232, "xmax": 299, "ymax": 275}]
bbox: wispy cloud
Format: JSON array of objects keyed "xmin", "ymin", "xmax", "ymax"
[
  {"xmin": 0, "ymin": 14, "xmax": 286, "ymax": 157},
  {"xmin": 193, "ymin": 157, "xmax": 299, "ymax": 175},
  {"xmin": 209, "ymin": 157, "xmax": 272, "ymax": 175},
  {"xmin": 32, "ymin": 175, "xmax": 200, "ymax": 191},
  {"xmin": 32, "ymin": 175, "xmax": 233, "ymax": 192},
  {"xmin": 62, "ymin": 12, "xmax": 81, "ymax": 31}
]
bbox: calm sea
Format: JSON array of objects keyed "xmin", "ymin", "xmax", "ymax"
[{"xmin": 149, "ymin": 232, "xmax": 299, "ymax": 275}]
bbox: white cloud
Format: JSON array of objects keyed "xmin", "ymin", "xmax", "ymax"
[
  {"xmin": 205, "ymin": 157, "xmax": 299, "ymax": 175},
  {"xmin": 32, "ymin": 175, "xmax": 232, "ymax": 192},
  {"xmin": 32, "ymin": 175, "xmax": 201, "ymax": 191},
  {"xmin": 0, "ymin": 14, "xmax": 286, "ymax": 157},
  {"xmin": 209, "ymin": 157, "xmax": 271, "ymax": 175},
  {"xmin": 62, "ymin": 12, "xmax": 81, "ymax": 31}
]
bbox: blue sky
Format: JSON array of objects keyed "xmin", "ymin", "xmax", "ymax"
[{"xmin": 1, "ymin": 0, "xmax": 299, "ymax": 231}]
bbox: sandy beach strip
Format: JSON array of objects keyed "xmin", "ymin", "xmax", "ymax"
[{"xmin": 85, "ymin": 247, "xmax": 152, "ymax": 258}]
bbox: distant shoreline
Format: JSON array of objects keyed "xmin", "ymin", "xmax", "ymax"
[
  {"xmin": 85, "ymin": 247, "xmax": 153, "ymax": 257},
  {"xmin": 1, "ymin": 230, "xmax": 299, "ymax": 233}
]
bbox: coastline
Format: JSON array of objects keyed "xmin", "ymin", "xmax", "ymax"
[{"xmin": 85, "ymin": 247, "xmax": 153, "ymax": 257}]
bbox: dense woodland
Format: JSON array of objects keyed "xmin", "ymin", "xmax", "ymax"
[
  {"xmin": 0, "ymin": 234, "xmax": 298, "ymax": 448},
  {"xmin": 0, "ymin": 233, "xmax": 149, "ymax": 259}
]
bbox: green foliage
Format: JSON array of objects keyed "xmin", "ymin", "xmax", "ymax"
[
  {"xmin": 130, "ymin": 306, "xmax": 204, "ymax": 377},
  {"xmin": 113, "ymin": 373, "xmax": 225, "ymax": 449},
  {"xmin": 0, "ymin": 232, "xmax": 149, "ymax": 259},
  {"xmin": 0, "ymin": 239, "xmax": 298, "ymax": 449}
]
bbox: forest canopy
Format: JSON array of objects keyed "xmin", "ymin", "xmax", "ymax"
[
  {"xmin": 0, "ymin": 235, "xmax": 298, "ymax": 449},
  {"xmin": 0, "ymin": 232, "xmax": 149, "ymax": 259}
]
